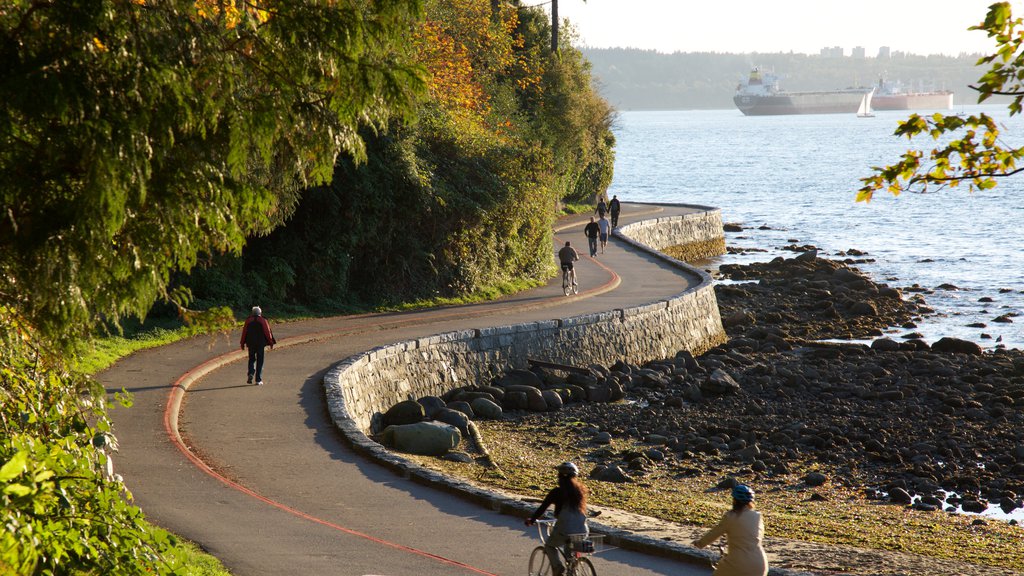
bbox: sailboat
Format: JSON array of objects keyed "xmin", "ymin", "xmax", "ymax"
[{"xmin": 857, "ymin": 89, "xmax": 875, "ymax": 118}]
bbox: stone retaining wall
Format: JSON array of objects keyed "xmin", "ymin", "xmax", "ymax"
[{"xmin": 324, "ymin": 203, "xmax": 727, "ymax": 434}]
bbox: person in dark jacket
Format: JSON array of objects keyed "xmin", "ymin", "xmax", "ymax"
[
  {"xmin": 240, "ymin": 306, "xmax": 276, "ymax": 385},
  {"xmin": 583, "ymin": 217, "xmax": 600, "ymax": 257},
  {"xmin": 525, "ymin": 462, "xmax": 589, "ymax": 576},
  {"xmin": 608, "ymin": 195, "xmax": 621, "ymax": 228}
]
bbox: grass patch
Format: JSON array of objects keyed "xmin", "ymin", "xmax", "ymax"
[
  {"xmin": 404, "ymin": 416, "xmax": 1024, "ymax": 573},
  {"xmin": 561, "ymin": 202, "xmax": 595, "ymax": 215},
  {"xmin": 382, "ymin": 278, "xmax": 548, "ymax": 311}
]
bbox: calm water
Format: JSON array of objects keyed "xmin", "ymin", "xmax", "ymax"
[{"xmin": 608, "ymin": 106, "xmax": 1024, "ymax": 350}]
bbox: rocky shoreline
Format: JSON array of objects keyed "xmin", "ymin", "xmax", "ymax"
[{"xmin": 561, "ymin": 249, "xmax": 1024, "ymax": 518}]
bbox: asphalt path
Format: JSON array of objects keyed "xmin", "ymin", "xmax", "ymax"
[{"xmin": 100, "ymin": 204, "xmax": 714, "ymax": 576}]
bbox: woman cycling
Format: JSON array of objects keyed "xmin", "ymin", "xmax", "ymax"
[
  {"xmin": 525, "ymin": 462, "xmax": 589, "ymax": 576},
  {"xmin": 693, "ymin": 484, "xmax": 768, "ymax": 576}
]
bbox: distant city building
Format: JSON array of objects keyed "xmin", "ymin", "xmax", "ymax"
[
  {"xmin": 819, "ymin": 46, "xmax": 844, "ymax": 58},
  {"xmin": 852, "ymin": 46, "xmax": 866, "ymax": 58},
  {"xmin": 877, "ymin": 46, "xmax": 891, "ymax": 59}
]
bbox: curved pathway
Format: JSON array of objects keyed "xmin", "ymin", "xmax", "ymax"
[{"xmin": 101, "ymin": 204, "xmax": 713, "ymax": 576}]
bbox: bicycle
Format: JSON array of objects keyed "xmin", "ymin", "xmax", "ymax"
[
  {"xmin": 561, "ymin": 266, "xmax": 578, "ymax": 296},
  {"xmin": 710, "ymin": 539, "xmax": 726, "ymax": 572},
  {"xmin": 528, "ymin": 519, "xmax": 602, "ymax": 576}
]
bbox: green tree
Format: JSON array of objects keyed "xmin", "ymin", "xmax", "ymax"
[
  {"xmin": 0, "ymin": 0, "xmax": 424, "ymax": 347},
  {"xmin": 1, "ymin": 1, "xmax": 426, "ymax": 573},
  {"xmin": 859, "ymin": 2, "xmax": 1024, "ymax": 200},
  {"xmin": 183, "ymin": 0, "xmax": 616, "ymax": 309}
]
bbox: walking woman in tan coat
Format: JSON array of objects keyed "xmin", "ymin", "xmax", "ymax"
[{"xmin": 693, "ymin": 484, "xmax": 768, "ymax": 576}]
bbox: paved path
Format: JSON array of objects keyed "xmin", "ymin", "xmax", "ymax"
[{"xmin": 100, "ymin": 204, "xmax": 714, "ymax": 576}]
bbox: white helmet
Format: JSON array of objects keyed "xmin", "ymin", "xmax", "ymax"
[{"xmin": 556, "ymin": 462, "xmax": 579, "ymax": 477}]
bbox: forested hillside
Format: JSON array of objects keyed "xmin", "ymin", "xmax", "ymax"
[
  {"xmin": 185, "ymin": 0, "xmax": 615, "ymax": 312},
  {"xmin": 583, "ymin": 48, "xmax": 987, "ymax": 110}
]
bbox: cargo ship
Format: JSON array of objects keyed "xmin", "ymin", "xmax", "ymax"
[
  {"xmin": 733, "ymin": 68, "xmax": 872, "ymax": 116},
  {"xmin": 871, "ymin": 78, "xmax": 954, "ymax": 111}
]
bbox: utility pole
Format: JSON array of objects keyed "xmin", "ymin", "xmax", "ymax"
[{"xmin": 551, "ymin": 0, "xmax": 559, "ymax": 53}]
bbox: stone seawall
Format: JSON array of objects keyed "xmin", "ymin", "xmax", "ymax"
[{"xmin": 324, "ymin": 203, "xmax": 727, "ymax": 435}]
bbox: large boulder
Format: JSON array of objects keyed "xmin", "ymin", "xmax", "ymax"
[
  {"xmin": 383, "ymin": 400, "xmax": 425, "ymax": 427},
  {"xmin": 470, "ymin": 397, "xmax": 503, "ymax": 419},
  {"xmin": 433, "ymin": 408, "xmax": 470, "ymax": 437},
  {"xmin": 446, "ymin": 400, "xmax": 475, "ymax": 419},
  {"xmin": 380, "ymin": 422, "xmax": 461, "ymax": 456},
  {"xmin": 504, "ymin": 384, "xmax": 547, "ymax": 412},
  {"xmin": 417, "ymin": 396, "xmax": 447, "ymax": 418},
  {"xmin": 541, "ymin": 390, "xmax": 564, "ymax": 411},
  {"xmin": 931, "ymin": 337, "xmax": 983, "ymax": 355},
  {"xmin": 496, "ymin": 368, "xmax": 543, "ymax": 389},
  {"xmin": 503, "ymin": 390, "xmax": 529, "ymax": 411}
]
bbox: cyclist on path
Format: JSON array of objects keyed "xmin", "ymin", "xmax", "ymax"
[
  {"xmin": 693, "ymin": 484, "xmax": 768, "ymax": 576},
  {"xmin": 526, "ymin": 462, "xmax": 589, "ymax": 576},
  {"xmin": 557, "ymin": 242, "xmax": 579, "ymax": 287}
]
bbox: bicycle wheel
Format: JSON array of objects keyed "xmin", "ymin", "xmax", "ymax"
[
  {"xmin": 528, "ymin": 546, "xmax": 552, "ymax": 576},
  {"xmin": 562, "ymin": 271, "xmax": 572, "ymax": 296},
  {"xmin": 569, "ymin": 556, "xmax": 596, "ymax": 576},
  {"xmin": 570, "ymin": 271, "xmax": 578, "ymax": 295}
]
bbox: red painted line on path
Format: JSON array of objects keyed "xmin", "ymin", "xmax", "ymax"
[
  {"xmin": 162, "ymin": 345, "xmax": 498, "ymax": 576},
  {"xmin": 157, "ymin": 210, "xmax": 664, "ymax": 574}
]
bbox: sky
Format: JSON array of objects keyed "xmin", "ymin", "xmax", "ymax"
[{"xmin": 540, "ymin": 0, "xmax": 1017, "ymax": 57}]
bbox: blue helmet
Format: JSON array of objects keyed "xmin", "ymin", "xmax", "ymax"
[{"xmin": 732, "ymin": 484, "xmax": 755, "ymax": 503}]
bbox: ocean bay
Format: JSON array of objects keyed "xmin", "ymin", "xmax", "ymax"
[{"xmin": 609, "ymin": 106, "xmax": 1024, "ymax": 349}]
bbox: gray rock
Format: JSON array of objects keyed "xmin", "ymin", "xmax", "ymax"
[
  {"xmin": 478, "ymin": 385, "xmax": 505, "ymax": 401},
  {"xmin": 447, "ymin": 400, "xmax": 475, "ymax": 419},
  {"xmin": 701, "ymin": 369, "xmax": 741, "ymax": 395},
  {"xmin": 417, "ymin": 396, "xmax": 447, "ymax": 418},
  {"xmin": 381, "ymin": 422, "xmax": 461, "ymax": 456},
  {"xmin": 585, "ymin": 384, "xmax": 612, "ymax": 403},
  {"xmin": 433, "ymin": 408, "xmax": 470, "ymax": 437},
  {"xmin": 870, "ymin": 338, "xmax": 901, "ymax": 352},
  {"xmin": 470, "ymin": 397, "xmax": 503, "ymax": 419},
  {"xmin": 590, "ymin": 464, "xmax": 633, "ymax": 483},
  {"xmin": 961, "ymin": 499, "xmax": 988, "ymax": 513},
  {"xmin": 496, "ymin": 368, "xmax": 544, "ymax": 389},
  {"xmin": 644, "ymin": 448, "xmax": 665, "ymax": 462},
  {"xmin": 541, "ymin": 389, "xmax": 564, "ymax": 411},
  {"xmin": 383, "ymin": 400, "xmax": 425, "ymax": 427},
  {"xmin": 503, "ymin": 390, "xmax": 529, "ymax": 411},
  {"xmin": 804, "ymin": 472, "xmax": 828, "ymax": 487},
  {"xmin": 889, "ymin": 487, "xmax": 913, "ymax": 504},
  {"xmin": 503, "ymin": 385, "xmax": 547, "ymax": 412},
  {"xmin": 442, "ymin": 451, "xmax": 474, "ymax": 463},
  {"xmin": 592, "ymin": 431, "xmax": 613, "ymax": 445},
  {"xmin": 931, "ymin": 337, "xmax": 983, "ymax": 355}
]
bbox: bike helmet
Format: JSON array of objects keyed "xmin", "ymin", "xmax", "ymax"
[
  {"xmin": 732, "ymin": 484, "xmax": 755, "ymax": 503},
  {"xmin": 556, "ymin": 461, "xmax": 579, "ymax": 477}
]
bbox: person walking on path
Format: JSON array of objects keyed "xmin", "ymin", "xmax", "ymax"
[
  {"xmin": 597, "ymin": 214, "xmax": 610, "ymax": 254},
  {"xmin": 595, "ymin": 198, "xmax": 607, "ymax": 219},
  {"xmin": 692, "ymin": 484, "xmax": 768, "ymax": 576},
  {"xmin": 583, "ymin": 217, "xmax": 600, "ymax": 257},
  {"xmin": 240, "ymin": 306, "xmax": 276, "ymax": 386},
  {"xmin": 609, "ymin": 195, "xmax": 621, "ymax": 228},
  {"xmin": 525, "ymin": 462, "xmax": 589, "ymax": 576}
]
